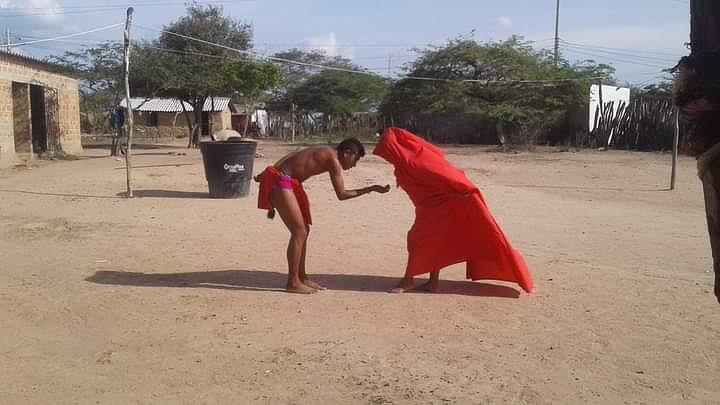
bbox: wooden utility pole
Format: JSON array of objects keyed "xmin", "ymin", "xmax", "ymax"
[
  {"xmin": 670, "ymin": 108, "xmax": 679, "ymax": 190},
  {"xmin": 554, "ymin": 0, "xmax": 560, "ymax": 66},
  {"xmin": 123, "ymin": 7, "xmax": 135, "ymax": 197}
]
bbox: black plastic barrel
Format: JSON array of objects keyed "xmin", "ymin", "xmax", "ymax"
[{"xmin": 199, "ymin": 139, "xmax": 257, "ymax": 198}]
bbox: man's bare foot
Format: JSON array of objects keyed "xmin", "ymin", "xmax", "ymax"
[
  {"xmin": 418, "ymin": 279, "xmax": 440, "ymax": 293},
  {"xmin": 390, "ymin": 277, "xmax": 415, "ymax": 293},
  {"xmin": 286, "ymin": 282, "xmax": 317, "ymax": 294},
  {"xmin": 301, "ymin": 278, "xmax": 326, "ymax": 290}
]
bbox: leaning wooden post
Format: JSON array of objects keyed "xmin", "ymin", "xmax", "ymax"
[
  {"xmin": 123, "ymin": 7, "xmax": 135, "ymax": 197},
  {"xmin": 670, "ymin": 108, "xmax": 680, "ymax": 190},
  {"xmin": 597, "ymin": 78, "xmax": 604, "ymax": 147}
]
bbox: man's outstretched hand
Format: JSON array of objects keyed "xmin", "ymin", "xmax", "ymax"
[{"xmin": 371, "ymin": 185, "xmax": 391, "ymax": 194}]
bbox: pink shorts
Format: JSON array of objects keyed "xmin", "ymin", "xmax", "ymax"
[{"xmin": 277, "ymin": 174, "xmax": 293, "ymax": 190}]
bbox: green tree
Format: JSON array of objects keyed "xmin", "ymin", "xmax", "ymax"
[
  {"xmin": 267, "ymin": 48, "xmax": 358, "ymax": 111},
  {"xmin": 130, "ymin": 3, "xmax": 254, "ymax": 147},
  {"xmin": 257, "ymin": 49, "xmax": 387, "ymax": 138},
  {"xmin": 382, "ymin": 36, "xmax": 615, "ymax": 145},
  {"xmin": 222, "ymin": 60, "xmax": 282, "ymax": 135},
  {"xmin": 631, "ymin": 79, "xmax": 674, "ymax": 98},
  {"xmin": 46, "ymin": 41, "xmax": 124, "ymax": 133},
  {"xmin": 267, "ymin": 48, "xmax": 387, "ymax": 134},
  {"xmin": 288, "ymin": 70, "xmax": 387, "ymax": 116}
]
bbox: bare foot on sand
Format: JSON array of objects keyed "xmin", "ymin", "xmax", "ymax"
[
  {"xmin": 302, "ymin": 278, "xmax": 326, "ymax": 291},
  {"xmin": 390, "ymin": 277, "xmax": 415, "ymax": 293},
  {"xmin": 286, "ymin": 282, "xmax": 317, "ymax": 294},
  {"xmin": 418, "ymin": 279, "xmax": 440, "ymax": 293}
]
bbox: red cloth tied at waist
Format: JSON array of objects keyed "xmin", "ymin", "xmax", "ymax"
[{"xmin": 257, "ymin": 166, "xmax": 312, "ymax": 225}]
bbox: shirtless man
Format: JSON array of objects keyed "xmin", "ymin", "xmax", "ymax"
[{"xmin": 255, "ymin": 138, "xmax": 390, "ymax": 294}]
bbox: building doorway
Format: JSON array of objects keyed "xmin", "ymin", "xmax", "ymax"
[
  {"xmin": 11, "ymin": 82, "xmax": 60, "ymax": 156},
  {"xmin": 30, "ymin": 84, "xmax": 48, "ymax": 153}
]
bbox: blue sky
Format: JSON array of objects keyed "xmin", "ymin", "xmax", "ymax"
[{"xmin": 1, "ymin": 0, "xmax": 691, "ymax": 84}]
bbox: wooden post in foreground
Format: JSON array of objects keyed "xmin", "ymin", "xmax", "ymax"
[
  {"xmin": 671, "ymin": 108, "xmax": 679, "ymax": 190},
  {"xmin": 123, "ymin": 7, "xmax": 135, "ymax": 197}
]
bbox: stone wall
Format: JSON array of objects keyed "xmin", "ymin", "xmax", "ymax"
[
  {"xmin": 134, "ymin": 125, "xmax": 188, "ymax": 140},
  {"xmin": 217, "ymin": 109, "xmax": 231, "ymax": 130},
  {"xmin": 0, "ymin": 53, "xmax": 82, "ymax": 167},
  {"xmin": 131, "ymin": 109, "xmax": 231, "ymax": 140},
  {"xmin": 157, "ymin": 111, "xmax": 187, "ymax": 128},
  {"xmin": 0, "ymin": 81, "xmax": 13, "ymax": 166},
  {"xmin": 11, "ymin": 82, "xmax": 30, "ymax": 153}
]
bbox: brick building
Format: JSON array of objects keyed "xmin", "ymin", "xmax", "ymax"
[{"xmin": 0, "ymin": 51, "xmax": 82, "ymax": 168}]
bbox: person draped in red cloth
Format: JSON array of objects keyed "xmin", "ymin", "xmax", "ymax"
[
  {"xmin": 373, "ymin": 128, "xmax": 534, "ymax": 294},
  {"xmin": 255, "ymin": 138, "xmax": 390, "ymax": 294}
]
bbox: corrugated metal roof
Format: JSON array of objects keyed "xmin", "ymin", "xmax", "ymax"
[
  {"xmin": 119, "ymin": 97, "xmax": 230, "ymax": 112},
  {"xmin": 202, "ymin": 97, "xmax": 231, "ymax": 112}
]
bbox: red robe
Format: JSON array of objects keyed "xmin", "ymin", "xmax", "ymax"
[{"xmin": 373, "ymin": 128, "xmax": 533, "ymax": 293}]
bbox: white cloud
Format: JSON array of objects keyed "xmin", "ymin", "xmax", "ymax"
[
  {"xmin": 305, "ymin": 32, "xmax": 355, "ymax": 60},
  {"xmin": 1, "ymin": 0, "xmax": 64, "ymax": 24},
  {"xmin": 497, "ymin": 16, "xmax": 513, "ymax": 29}
]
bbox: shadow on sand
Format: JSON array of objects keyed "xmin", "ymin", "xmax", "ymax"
[{"xmin": 86, "ymin": 269, "xmax": 521, "ymax": 298}]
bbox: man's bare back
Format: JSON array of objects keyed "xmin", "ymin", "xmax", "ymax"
[{"xmin": 273, "ymin": 146, "xmax": 338, "ymax": 182}]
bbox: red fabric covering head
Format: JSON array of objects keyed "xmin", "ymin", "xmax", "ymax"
[{"xmin": 373, "ymin": 127, "xmax": 533, "ymax": 293}]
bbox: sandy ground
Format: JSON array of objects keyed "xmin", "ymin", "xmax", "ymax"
[{"xmin": 0, "ymin": 140, "xmax": 718, "ymax": 404}]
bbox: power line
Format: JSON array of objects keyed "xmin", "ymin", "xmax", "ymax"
[
  {"xmin": 134, "ymin": 43, "xmax": 601, "ymax": 85},
  {"xmin": 141, "ymin": 44, "xmax": 233, "ymax": 60},
  {"xmin": 134, "ymin": 24, "xmax": 610, "ymax": 85},
  {"xmin": 144, "ymin": 44, "xmax": 412, "ymax": 73},
  {"xmin": 1, "ymin": 0, "xmax": 254, "ymax": 11},
  {"xmin": 8, "ymin": 23, "xmax": 123, "ymax": 48},
  {"xmin": 560, "ymin": 42, "xmax": 679, "ymax": 64},
  {"xmin": 3, "ymin": 17, "xmax": 618, "ymax": 86},
  {"xmin": 259, "ymin": 38, "xmax": 555, "ymax": 51},
  {"xmin": 351, "ymin": 55, "xmax": 415, "ymax": 61},
  {"xmin": 15, "ymin": 37, "xmax": 117, "ymax": 45},
  {"xmin": 262, "ymin": 43, "xmax": 431, "ymax": 49},
  {"xmin": 0, "ymin": 1, "xmax": 254, "ymax": 18},
  {"xmin": 561, "ymin": 46, "xmax": 671, "ymax": 69},
  {"xmin": 15, "ymin": 43, "xmax": 77, "ymax": 53},
  {"xmin": 559, "ymin": 39, "xmax": 683, "ymax": 58},
  {"xmin": 134, "ymin": 23, "xmax": 385, "ymax": 77}
]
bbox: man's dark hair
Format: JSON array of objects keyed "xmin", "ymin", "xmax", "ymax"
[{"xmin": 337, "ymin": 137, "xmax": 365, "ymax": 158}]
